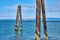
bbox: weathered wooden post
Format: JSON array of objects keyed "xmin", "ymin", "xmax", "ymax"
[
  {"xmin": 19, "ymin": 5, "xmax": 22, "ymax": 31},
  {"xmin": 14, "ymin": 5, "xmax": 19, "ymax": 31},
  {"xmin": 14, "ymin": 5, "xmax": 22, "ymax": 31},
  {"xmin": 35, "ymin": 0, "xmax": 41, "ymax": 40},
  {"xmin": 41, "ymin": 0, "xmax": 48, "ymax": 40}
]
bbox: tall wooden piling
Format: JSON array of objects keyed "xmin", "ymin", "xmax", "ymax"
[
  {"xmin": 14, "ymin": 5, "xmax": 22, "ymax": 31},
  {"xmin": 14, "ymin": 5, "xmax": 19, "ymax": 31},
  {"xmin": 19, "ymin": 6, "xmax": 22, "ymax": 30},
  {"xmin": 35, "ymin": 0, "xmax": 41, "ymax": 40},
  {"xmin": 41, "ymin": 0, "xmax": 48, "ymax": 40}
]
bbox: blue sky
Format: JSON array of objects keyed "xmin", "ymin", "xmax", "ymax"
[{"xmin": 0, "ymin": 0, "xmax": 60, "ymax": 19}]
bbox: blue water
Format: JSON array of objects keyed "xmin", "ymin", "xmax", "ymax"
[{"xmin": 0, "ymin": 20, "xmax": 60, "ymax": 40}]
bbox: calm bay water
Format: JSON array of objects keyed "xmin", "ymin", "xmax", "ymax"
[{"xmin": 0, "ymin": 20, "xmax": 60, "ymax": 40}]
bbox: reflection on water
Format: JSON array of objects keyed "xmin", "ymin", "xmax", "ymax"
[
  {"xmin": 14, "ymin": 30, "xmax": 23, "ymax": 40},
  {"xmin": 15, "ymin": 31, "xmax": 19, "ymax": 40}
]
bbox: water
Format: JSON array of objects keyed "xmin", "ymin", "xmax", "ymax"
[{"xmin": 0, "ymin": 20, "xmax": 60, "ymax": 40}]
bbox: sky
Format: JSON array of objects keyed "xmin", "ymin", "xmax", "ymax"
[{"xmin": 0, "ymin": 0, "xmax": 60, "ymax": 19}]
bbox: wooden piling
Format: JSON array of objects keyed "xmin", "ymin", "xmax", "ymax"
[
  {"xmin": 14, "ymin": 5, "xmax": 22, "ymax": 31},
  {"xmin": 14, "ymin": 5, "xmax": 19, "ymax": 31},
  {"xmin": 35, "ymin": 0, "xmax": 41, "ymax": 40},
  {"xmin": 19, "ymin": 5, "xmax": 22, "ymax": 31},
  {"xmin": 41, "ymin": 0, "xmax": 48, "ymax": 40}
]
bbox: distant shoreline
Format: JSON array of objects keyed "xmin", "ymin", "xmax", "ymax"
[{"xmin": 0, "ymin": 18, "xmax": 60, "ymax": 22}]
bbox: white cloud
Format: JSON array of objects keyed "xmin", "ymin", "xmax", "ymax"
[
  {"xmin": 22, "ymin": 15, "xmax": 35, "ymax": 20},
  {"xmin": 45, "ymin": 0, "xmax": 60, "ymax": 12},
  {"xmin": 5, "ymin": 4, "xmax": 36, "ymax": 10},
  {"xmin": 0, "ymin": 4, "xmax": 36, "ymax": 19},
  {"xmin": 5, "ymin": 5, "xmax": 17, "ymax": 10}
]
